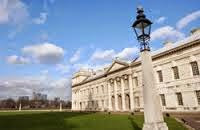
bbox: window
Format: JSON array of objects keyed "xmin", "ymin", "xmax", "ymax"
[
  {"xmin": 102, "ymin": 100, "xmax": 104, "ymax": 107},
  {"xmin": 133, "ymin": 77, "xmax": 138, "ymax": 86},
  {"xmin": 134, "ymin": 97, "xmax": 140, "ymax": 107},
  {"xmin": 191, "ymin": 61, "xmax": 199, "ymax": 76},
  {"xmin": 160, "ymin": 94, "xmax": 166, "ymax": 106},
  {"xmin": 157, "ymin": 70, "xmax": 163, "ymax": 82},
  {"xmin": 196, "ymin": 90, "xmax": 200, "ymax": 105},
  {"xmin": 102, "ymin": 85, "xmax": 104, "ymax": 94},
  {"xmin": 172, "ymin": 66, "xmax": 180, "ymax": 79},
  {"xmin": 96, "ymin": 86, "xmax": 99, "ymax": 94},
  {"xmin": 176, "ymin": 92, "xmax": 183, "ymax": 106}
]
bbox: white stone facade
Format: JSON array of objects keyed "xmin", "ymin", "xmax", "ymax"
[{"xmin": 71, "ymin": 29, "xmax": 200, "ymax": 112}]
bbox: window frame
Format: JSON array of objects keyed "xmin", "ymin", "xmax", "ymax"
[
  {"xmin": 176, "ymin": 92, "xmax": 184, "ymax": 106},
  {"xmin": 191, "ymin": 61, "xmax": 200, "ymax": 76},
  {"xmin": 160, "ymin": 94, "xmax": 166, "ymax": 106},
  {"xmin": 157, "ymin": 70, "xmax": 163, "ymax": 82},
  {"xmin": 172, "ymin": 66, "xmax": 180, "ymax": 79},
  {"xmin": 133, "ymin": 77, "xmax": 139, "ymax": 86},
  {"xmin": 196, "ymin": 90, "xmax": 200, "ymax": 105}
]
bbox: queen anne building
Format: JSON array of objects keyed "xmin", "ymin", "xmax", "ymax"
[{"xmin": 71, "ymin": 28, "xmax": 200, "ymax": 112}]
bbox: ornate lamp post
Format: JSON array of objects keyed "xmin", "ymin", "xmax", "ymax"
[{"xmin": 132, "ymin": 6, "xmax": 168, "ymax": 130}]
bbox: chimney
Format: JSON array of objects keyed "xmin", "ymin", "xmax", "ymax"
[{"xmin": 191, "ymin": 28, "xmax": 200, "ymax": 35}]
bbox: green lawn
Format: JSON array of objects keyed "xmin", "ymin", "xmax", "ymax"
[{"xmin": 0, "ymin": 111, "xmax": 187, "ymax": 130}]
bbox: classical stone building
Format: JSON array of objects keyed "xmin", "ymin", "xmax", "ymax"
[{"xmin": 71, "ymin": 28, "xmax": 200, "ymax": 112}]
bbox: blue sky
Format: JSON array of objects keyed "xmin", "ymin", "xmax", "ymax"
[{"xmin": 0, "ymin": 0, "xmax": 200, "ymax": 100}]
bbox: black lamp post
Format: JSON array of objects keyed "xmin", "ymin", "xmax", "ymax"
[
  {"xmin": 132, "ymin": 6, "xmax": 152, "ymax": 51},
  {"xmin": 131, "ymin": 7, "xmax": 168, "ymax": 130}
]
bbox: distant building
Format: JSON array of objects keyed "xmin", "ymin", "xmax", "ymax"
[
  {"xmin": 18, "ymin": 96, "xmax": 29, "ymax": 101},
  {"xmin": 32, "ymin": 92, "xmax": 47, "ymax": 100}
]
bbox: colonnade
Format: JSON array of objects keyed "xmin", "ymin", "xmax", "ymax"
[
  {"xmin": 108, "ymin": 74, "xmax": 135, "ymax": 111},
  {"xmin": 72, "ymin": 74, "xmax": 139, "ymax": 112}
]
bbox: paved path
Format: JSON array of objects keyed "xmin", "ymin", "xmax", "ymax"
[{"xmin": 171, "ymin": 112, "xmax": 200, "ymax": 130}]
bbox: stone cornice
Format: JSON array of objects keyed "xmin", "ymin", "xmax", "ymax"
[
  {"xmin": 72, "ymin": 66, "xmax": 129, "ymax": 88},
  {"xmin": 152, "ymin": 39, "xmax": 200, "ymax": 60},
  {"xmin": 130, "ymin": 39, "xmax": 200, "ymax": 67}
]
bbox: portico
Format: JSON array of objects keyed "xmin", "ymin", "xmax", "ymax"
[{"xmin": 107, "ymin": 72, "xmax": 135, "ymax": 112}]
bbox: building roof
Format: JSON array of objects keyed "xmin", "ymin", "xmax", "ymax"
[
  {"xmin": 72, "ymin": 30, "xmax": 200, "ymax": 88},
  {"xmin": 132, "ymin": 30, "xmax": 200, "ymax": 64}
]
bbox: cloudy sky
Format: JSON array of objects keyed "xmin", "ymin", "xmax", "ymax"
[{"xmin": 0, "ymin": 0, "xmax": 200, "ymax": 100}]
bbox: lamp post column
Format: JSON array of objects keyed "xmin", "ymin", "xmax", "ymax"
[
  {"xmin": 132, "ymin": 6, "xmax": 168, "ymax": 130},
  {"xmin": 141, "ymin": 50, "xmax": 168, "ymax": 130}
]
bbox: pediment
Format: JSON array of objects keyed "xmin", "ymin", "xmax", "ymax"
[{"xmin": 106, "ymin": 60, "xmax": 129, "ymax": 73}]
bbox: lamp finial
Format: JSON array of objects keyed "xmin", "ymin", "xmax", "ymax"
[{"xmin": 137, "ymin": 5, "xmax": 143, "ymax": 13}]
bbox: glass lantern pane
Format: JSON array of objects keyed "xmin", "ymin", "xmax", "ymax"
[
  {"xmin": 135, "ymin": 28, "xmax": 143, "ymax": 38},
  {"xmin": 135, "ymin": 22, "xmax": 143, "ymax": 29},
  {"xmin": 142, "ymin": 22, "xmax": 149, "ymax": 28},
  {"xmin": 144, "ymin": 25, "xmax": 150, "ymax": 35}
]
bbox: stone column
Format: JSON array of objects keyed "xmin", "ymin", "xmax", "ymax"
[
  {"xmin": 107, "ymin": 81, "xmax": 112, "ymax": 111},
  {"xmin": 141, "ymin": 50, "xmax": 168, "ymax": 130},
  {"xmin": 72, "ymin": 91, "xmax": 75, "ymax": 110},
  {"xmin": 121, "ymin": 77, "xmax": 126, "ymax": 111},
  {"xmin": 76, "ymin": 92, "xmax": 78, "ymax": 110},
  {"xmin": 78, "ymin": 90, "xmax": 80, "ymax": 110},
  {"xmin": 19, "ymin": 103, "xmax": 21, "ymax": 111},
  {"xmin": 59, "ymin": 102, "xmax": 62, "ymax": 111},
  {"xmin": 114, "ymin": 79, "xmax": 119, "ymax": 111},
  {"xmin": 128, "ymin": 74, "xmax": 134, "ymax": 111},
  {"xmin": 71, "ymin": 101, "xmax": 74, "ymax": 110}
]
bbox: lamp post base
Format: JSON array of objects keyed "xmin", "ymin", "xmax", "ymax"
[{"xmin": 143, "ymin": 122, "xmax": 168, "ymax": 130}]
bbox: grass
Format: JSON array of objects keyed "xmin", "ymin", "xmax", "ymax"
[{"xmin": 0, "ymin": 111, "xmax": 187, "ymax": 130}]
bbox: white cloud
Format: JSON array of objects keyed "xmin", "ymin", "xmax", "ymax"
[
  {"xmin": 0, "ymin": 3, "xmax": 9, "ymax": 23},
  {"xmin": 40, "ymin": 70, "xmax": 49, "ymax": 75},
  {"xmin": 155, "ymin": 16, "xmax": 166, "ymax": 24},
  {"xmin": 116, "ymin": 47, "xmax": 139, "ymax": 60},
  {"xmin": 91, "ymin": 47, "xmax": 138, "ymax": 62},
  {"xmin": 0, "ymin": 0, "xmax": 29, "ymax": 25},
  {"xmin": 22, "ymin": 42, "xmax": 65, "ymax": 64},
  {"xmin": 56, "ymin": 64, "xmax": 71, "ymax": 74},
  {"xmin": 49, "ymin": 78, "xmax": 70, "ymax": 89},
  {"xmin": 47, "ymin": 78, "xmax": 71, "ymax": 100},
  {"xmin": 151, "ymin": 26, "xmax": 185, "ymax": 41},
  {"xmin": 73, "ymin": 63, "xmax": 110, "ymax": 72},
  {"xmin": 0, "ymin": 76, "xmax": 71, "ymax": 100},
  {"xmin": 91, "ymin": 49, "xmax": 115, "ymax": 61},
  {"xmin": 33, "ymin": 12, "xmax": 48, "ymax": 24},
  {"xmin": 6, "ymin": 55, "xmax": 30, "ymax": 64},
  {"xmin": 70, "ymin": 49, "xmax": 81, "ymax": 63},
  {"xmin": 176, "ymin": 10, "xmax": 200, "ymax": 30}
]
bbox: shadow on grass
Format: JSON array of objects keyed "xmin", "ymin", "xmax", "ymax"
[
  {"xmin": 128, "ymin": 116, "xmax": 142, "ymax": 130},
  {"xmin": 0, "ymin": 111, "xmax": 90, "ymax": 130},
  {"xmin": 0, "ymin": 112, "xmax": 187, "ymax": 130}
]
